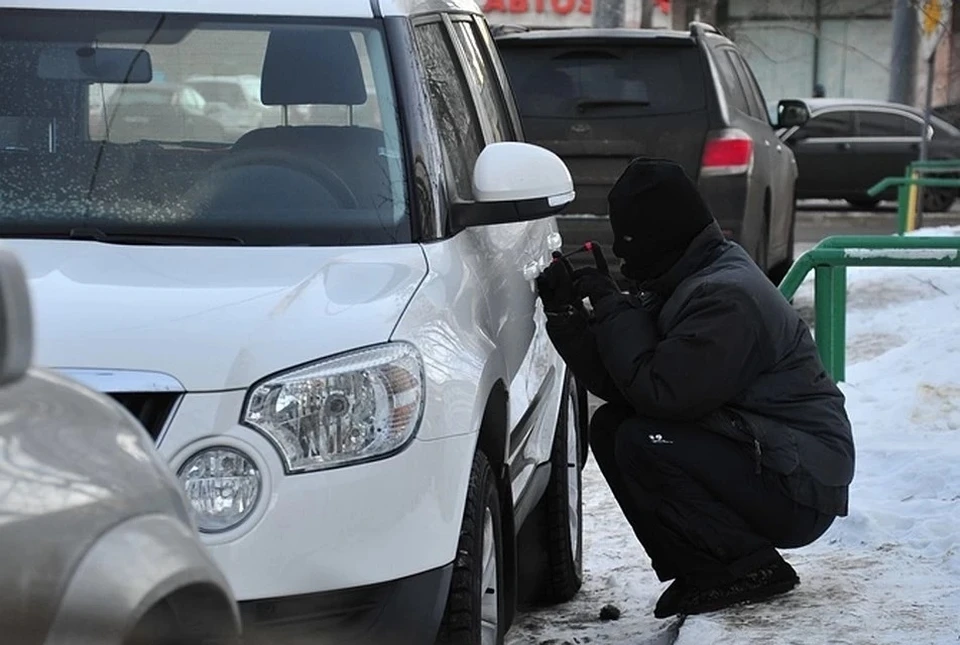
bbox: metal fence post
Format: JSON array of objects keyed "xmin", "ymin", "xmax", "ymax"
[
  {"xmin": 897, "ymin": 183, "xmax": 908, "ymax": 235},
  {"xmin": 813, "ymin": 265, "xmax": 836, "ymax": 378},
  {"xmin": 832, "ymin": 266, "xmax": 847, "ymax": 382}
]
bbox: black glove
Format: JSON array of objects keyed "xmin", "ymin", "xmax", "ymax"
[
  {"xmin": 536, "ymin": 254, "xmax": 580, "ymax": 314},
  {"xmin": 573, "ymin": 267, "xmax": 622, "ymax": 307}
]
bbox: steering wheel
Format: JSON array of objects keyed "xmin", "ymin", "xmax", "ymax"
[{"xmin": 185, "ymin": 147, "xmax": 360, "ymax": 214}]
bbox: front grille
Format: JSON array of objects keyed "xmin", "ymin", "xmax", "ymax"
[{"xmin": 109, "ymin": 392, "xmax": 181, "ymax": 441}]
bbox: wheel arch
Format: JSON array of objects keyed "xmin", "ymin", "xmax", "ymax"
[
  {"xmin": 45, "ymin": 514, "xmax": 240, "ymax": 645},
  {"xmin": 474, "ymin": 378, "xmax": 519, "ymax": 629}
]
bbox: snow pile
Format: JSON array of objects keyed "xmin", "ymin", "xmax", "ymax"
[{"xmin": 510, "ymin": 227, "xmax": 960, "ymax": 645}]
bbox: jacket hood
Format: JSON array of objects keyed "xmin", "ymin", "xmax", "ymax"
[{"xmin": 7, "ymin": 240, "xmax": 427, "ymax": 392}]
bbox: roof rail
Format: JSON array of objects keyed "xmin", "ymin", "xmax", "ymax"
[
  {"xmin": 689, "ymin": 21, "xmax": 724, "ymax": 40},
  {"xmin": 489, "ymin": 24, "xmax": 530, "ymax": 37}
]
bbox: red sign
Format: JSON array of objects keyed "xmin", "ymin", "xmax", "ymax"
[{"xmin": 483, "ymin": 0, "xmax": 593, "ymax": 15}]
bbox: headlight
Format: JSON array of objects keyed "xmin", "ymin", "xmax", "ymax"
[
  {"xmin": 178, "ymin": 447, "xmax": 261, "ymax": 533},
  {"xmin": 242, "ymin": 342, "xmax": 425, "ymax": 473}
]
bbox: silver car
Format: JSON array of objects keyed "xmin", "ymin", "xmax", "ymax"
[{"xmin": 0, "ymin": 248, "xmax": 240, "ymax": 645}]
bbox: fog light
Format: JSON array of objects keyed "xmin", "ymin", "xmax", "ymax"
[{"xmin": 178, "ymin": 447, "xmax": 261, "ymax": 533}]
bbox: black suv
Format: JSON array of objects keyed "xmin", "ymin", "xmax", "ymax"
[{"xmin": 494, "ymin": 23, "xmax": 808, "ymax": 282}]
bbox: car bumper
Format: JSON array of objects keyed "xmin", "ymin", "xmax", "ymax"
[
  {"xmin": 239, "ymin": 564, "xmax": 452, "ymax": 645},
  {"xmin": 158, "ymin": 390, "xmax": 475, "ymax": 602}
]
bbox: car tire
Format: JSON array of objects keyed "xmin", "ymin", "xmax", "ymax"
[
  {"xmin": 757, "ymin": 201, "xmax": 770, "ymax": 273},
  {"xmin": 438, "ymin": 452, "xmax": 505, "ymax": 645},
  {"xmin": 922, "ymin": 187, "xmax": 957, "ymax": 213},
  {"xmin": 768, "ymin": 189, "xmax": 797, "ymax": 286},
  {"xmin": 541, "ymin": 376, "xmax": 584, "ymax": 604}
]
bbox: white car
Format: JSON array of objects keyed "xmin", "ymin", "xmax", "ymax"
[{"xmin": 0, "ymin": 1, "xmax": 586, "ymax": 644}]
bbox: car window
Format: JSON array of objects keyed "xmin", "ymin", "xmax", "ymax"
[
  {"xmin": 712, "ymin": 47, "xmax": 750, "ymax": 116},
  {"xmin": 0, "ymin": 13, "xmax": 410, "ymax": 246},
  {"xmin": 497, "ymin": 43, "xmax": 705, "ymax": 119},
  {"xmin": 728, "ymin": 51, "xmax": 769, "ymax": 122},
  {"xmin": 414, "ymin": 20, "xmax": 485, "ymax": 202},
  {"xmin": 450, "ymin": 20, "xmax": 514, "ymax": 143},
  {"xmin": 472, "ymin": 16, "xmax": 524, "ymax": 139},
  {"xmin": 857, "ymin": 110, "xmax": 923, "ymax": 137},
  {"xmin": 796, "ymin": 111, "xmax": 855, "ymax": 138}
]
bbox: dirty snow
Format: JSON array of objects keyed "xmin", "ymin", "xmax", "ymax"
[{"xmin": 508, "ymin": 227, "xmax": 960, "ymax": 645}]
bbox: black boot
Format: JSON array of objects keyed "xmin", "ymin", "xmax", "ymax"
[{"xmin": 676, "ymin": 560, "xmax": 800, "ymax": 616}]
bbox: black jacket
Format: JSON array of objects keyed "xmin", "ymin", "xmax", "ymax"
[{"xmin": 547, "ymin": 223, "xmax": 855, "ymax": 517}]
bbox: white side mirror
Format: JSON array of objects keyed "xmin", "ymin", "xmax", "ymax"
[
  {"xmin": 451, "ymin": 142, "xmax": 575, "ymax": 231},
  {"xmin": 0, "ymin": 248, "xmax": 33, "ymax": 386}
]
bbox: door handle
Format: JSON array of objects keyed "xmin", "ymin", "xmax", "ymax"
[{"xmin": 837, "ymin": 142, "xmax": 852, "ymax": 151}]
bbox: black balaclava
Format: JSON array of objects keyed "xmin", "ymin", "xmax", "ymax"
[{"xmin": 608, "ymin": 157, "xmax": 716, "ymax": 282}]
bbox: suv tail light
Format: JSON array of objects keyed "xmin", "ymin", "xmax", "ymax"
[{"xmin": 701, "ymin": 129, "xmax": 754, "ymax": 177}]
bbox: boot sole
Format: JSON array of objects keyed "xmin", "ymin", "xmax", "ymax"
[{"xmin": 679, "ymin": 577, "xmax": 799, "ymax": 616}]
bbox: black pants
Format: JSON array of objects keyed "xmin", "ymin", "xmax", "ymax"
[{"xmin": 590, "ymin": 404, "xmax": 836, "ymax": 584}]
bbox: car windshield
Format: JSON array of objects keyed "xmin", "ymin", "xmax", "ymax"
[{"xmin": 0, "ymin": 10, "xmax": 409, "ymax": 246}]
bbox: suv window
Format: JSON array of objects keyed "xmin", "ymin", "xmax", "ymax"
[
  {"xmin": 796, "ymin": 111, "xmax": 856, "ymax": 138},
  {"xmin": 712, "ymin": 47, "xmax": 750, "ymax": 115},
  {"xmin": 497, "ymin": 43, "xmax": 706, "ymax": 119},
  {"xmin": 0, "ymin": 11, "xmax": 409, "ymax": 246},
  {"xmin": 857, "ymin": 110, "xmax": 922, "ymax": 137},
  {"xmin": 450, "ymin": 20, "xmax": 514, "ymax": 143},
  {"xmin": 727, "ymin": 51, "xmax": 768, "ymax": 122},
  {"xmin": 414, "ymin": 20, "xmax": 485, "ymax": 202}
]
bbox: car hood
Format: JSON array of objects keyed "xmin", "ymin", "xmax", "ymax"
[{"xmin": 6, "ymin": 240, "xmax": 427, "ymax": 392}]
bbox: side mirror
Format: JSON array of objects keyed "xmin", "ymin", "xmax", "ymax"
[
  {"xmin": 777, "ymin": 99, "xmax": 810, "ymax": 129},
  {"xmin": 450, "ymin": 142, "xmax": 575, "ymax": 231},
  {"xmin": 0, "ymin": 249, "xmax": 33, "ymax": 386}
]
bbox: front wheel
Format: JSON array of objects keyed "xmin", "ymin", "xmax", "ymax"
[
  {"xmin": 541, "ymin": 377, "xmax": 584, "ymax": 603},
  {"xmin": 438, "ymin": 452, "xmax": 505, "ymax": 645}
]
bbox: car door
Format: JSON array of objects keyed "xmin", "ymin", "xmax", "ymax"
[
  {"xmin": 447, "ymin": 15, "xmax": 563, "ymax": 502},
  {"xmin": 852, "ymin": 107, "xmax": 925, "ymax": 194},
  {"xmin": 783, "ymin": 109, "xmax": 856, "ymax": 198},
  {"xmin": 727, "ymin": 49, "xmax": 794, "ymax": 262}
]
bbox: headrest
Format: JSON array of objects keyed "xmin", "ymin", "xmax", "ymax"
[{"xmin": 260, "ymin": 29, "xmax": 367, "ymax": 106}]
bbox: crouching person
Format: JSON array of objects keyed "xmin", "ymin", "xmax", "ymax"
[{"xmin": 536, "ymin": 158, "xmax": 855, "ymax": 618}]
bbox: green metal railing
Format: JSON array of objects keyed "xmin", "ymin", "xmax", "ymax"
[
  {"xmin": 778, "ymin": 235, "xmax": 960, "ymax": 382},
  {"xmin": 868, "ymin": 159, "xmax": 960, "ymax": 234}
]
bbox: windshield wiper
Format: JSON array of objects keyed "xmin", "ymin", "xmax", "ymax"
[
  {"xmin": 576, "ymin": 99, "xmax": 651, "ymax": 111},
  {"xmin": 1, "ymin": 227, "xmax": 245, "ymax": 246}
]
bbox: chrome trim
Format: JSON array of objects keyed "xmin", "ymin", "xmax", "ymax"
[{"xmin": 55, "ymin": 368, "xmax": 186, "ymax": 393}]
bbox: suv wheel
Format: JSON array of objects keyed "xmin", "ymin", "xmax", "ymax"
[
  {"xmin": 542, "ymin": 377, "xmax": 584, "ymax": 603},
  {"xmin": 922, "ymin": 187, "xmax": 957, "ymax": 213},
  {"xmin": 438, "ymin": 452, "xmax": 504, "ymax": 645}
]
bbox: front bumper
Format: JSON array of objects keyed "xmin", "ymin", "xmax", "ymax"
[
  {"xmin": 240, "ymin": 564, "xmax": 452, "ymax": 645},
  {"xmin": 158, "ymin": 390, "xmax": 475, "ymax": 601}
]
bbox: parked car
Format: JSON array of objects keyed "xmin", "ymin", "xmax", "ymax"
[
  {"xmin": 89, "ymin": 83, "xmax": 227, "ymax": 143},
  {"xmin": 0, "ymin": 2, "xmax": 585, "ymax": 644},
  {"xmin": 494, "ymin": 22, "xmax": 806, "ymax": 283},
  {"xmin": 0, "ymin": 248, "xmax": 240, "ymax": 645},
  {"xmin": 185, "ymin": 75, "xmax": 274, "ymax": 140},
  {"xmin": 777, "ymin": 98, "xmax": 960, "ymax": 212}
]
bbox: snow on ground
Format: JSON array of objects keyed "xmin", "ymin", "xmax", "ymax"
[{"xmin": 508, "ymin": 227, "xmax": 960, "ymax": 645}]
